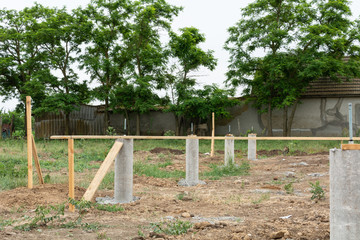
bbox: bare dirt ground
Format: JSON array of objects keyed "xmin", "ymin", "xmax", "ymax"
[{"xmin": 0, "ymin": 149, "xmax": 330, "ymax": 240}]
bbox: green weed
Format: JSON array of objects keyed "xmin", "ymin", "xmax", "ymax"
[
  {"xmin": 310, "ymin": 181, "xmax": 325, "ymax": 200},
  {"xmin": 150, "ymin": 219, "xmax": 193, "ymax": 236},
  {"xmin": 15, "ymin": 203, "xmax": 66, "ymax": 231},
  {"xmin": 95, "ymin": 204, "xmax": 124, "ymax": 212},
  {"xmin": 252, "ymin": 193, "xmax": 270, "ymax": 204},
  {"xmin": 284, "ymin": 182, "xmax": 294, "ymax": 194}
]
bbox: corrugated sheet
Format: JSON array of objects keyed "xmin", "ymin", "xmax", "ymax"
[
  {"xmin": 35, "ymin": 105, "xmax": 105, "ymax": 138},
  {"xmin": 303, "ymin": 78, "xmax": 360, "ymax": 98}
]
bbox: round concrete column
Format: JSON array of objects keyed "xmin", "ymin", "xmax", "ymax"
[
  {"xmin": 247, "ymin": 134, "xmax": 257, "ymax": 160},
  {"xmin": 330, "ymin": 149, "xmax": 360, "ymax": 239},
  {"xmin": 225, "ymin": 134, "xmax": 234, "ymax": 166},
  {"xmin": 114, "ymin": 139, "xmax": 133, "ymax": 203}
]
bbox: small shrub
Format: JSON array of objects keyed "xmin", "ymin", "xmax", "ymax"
[
  {"xmin": 106, "ymin": 126, "xmax": 117, "ymax": 136},
  {"xmin": 310, "ymin": 181, "xmax": 325, "ymax": 200},
  {"xmin": 164, "ymin": 130, "xmax": 175, "ymax": 136}
]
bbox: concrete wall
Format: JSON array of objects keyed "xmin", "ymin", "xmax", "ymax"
[
  {"xmin": 35, "ymin": 97, "xmax": 360, "ymax": 138},
  {"xmin": 217, "ymin": 97, "xmax": 360, "ymax": 137}
]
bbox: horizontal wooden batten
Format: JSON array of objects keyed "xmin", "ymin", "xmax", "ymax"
[
  {"xmin": 342, "ymin": 144, "xmax": 360, "ymax": 150},
  {"xmin": 50, "ymin": 135, "xmax": 360, "ymax": 141}
]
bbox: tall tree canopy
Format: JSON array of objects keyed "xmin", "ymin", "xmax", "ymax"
[
  {"xmin": 166, "ymin": 27, "xmax": 217, "ymax": 135},
  {"xmin": 225, "ymin": 0, "xmax": 360, "ymax": 136}
]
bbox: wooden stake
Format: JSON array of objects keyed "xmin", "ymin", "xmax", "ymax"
[
  {"xmin": 26, "ymin": 96, "xmax": 33, "ymax": 189},
  {"xmin": 68, "ymin": 138, "xmax": 75, "ymax": 212},
  {"xmin": 83, "ymin": 140, "xmax": 123, "ymax": 201},
  {"xmin": 32, "ymin": 135, "xmax": 44, "ymax": 184},
  {"xmin": 211, "ymin": 112, "xmax": 215, "ymax": 157}
]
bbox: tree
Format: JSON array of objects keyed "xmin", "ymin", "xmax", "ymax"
[
  {"xmin": 225, "ymin": 0, "xmax": 360, "ymax": 136},
  {"xmin": 124, "ymin": 0, "xmax": 181, "ymax": 135},
  {"xmin": 34, "ymin": 7, "xmax": 92, "ymax": 135},
  {"xmin": 80, "ymin": 0, "xmax": 133, "ymax": 133},
  {"xmin": 166, "ymin": 27, "xmax": 217, "ymax": 135},
  {"xmin": 0, "ymin": 4, "xmax": 54, "ymax": 135},
  {"xmin": 179, "ymin": 85, "xmax": 238, "ymax": 134}
]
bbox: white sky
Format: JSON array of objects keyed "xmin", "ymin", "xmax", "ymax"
[{"xmin": 1, "ymin": 0, "xmax": 360, "ymax": 111}]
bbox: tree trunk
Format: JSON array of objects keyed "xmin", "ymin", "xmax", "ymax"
[
  {"xmin": 65, "ymin": 112, "xmax": 70, "ymax": 135},
  {"xmin": 287, "ymin": 100, "xmax": 299, "ymax": 137},
  {"xmin": 136, "ymin": 112, "xmax": 140, "ymax": 136},
  {"xmin": 267, "ymin": 103, "xmax": 273, "ymax": 136},
  {"xmin": 175, "ymin": 115, "xmax": 180, "ymax": 136},
  {"xmin": 104, "ymin": 97, "xmax": 110, "ymax": 135},
  {"xmin": 283, "ymin": 106, "xmax": 288, "ymax": 137}
]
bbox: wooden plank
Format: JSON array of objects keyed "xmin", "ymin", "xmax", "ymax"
[
  {"xmin": 50, "ymin": 135, "xmax": 360, "ymax": 141},
  {"xmin": 83, "ymin": 140, "xmax": 123, "ymax": 201},
  {"xmin": 211, "ymin": 112, "xmax": 215, "ymax": 157},
  {"xmin": 68, "ymin": 138, "xmax": 75, "ymax": 212},
  {"xmin": 26, "ymin": 96, "xmax": 33, "ymax": 189},
  {"xmin": 342, "ymin": 144, "xmax": 360, "ymax": 150},
  {"xmin": 32, "ymin": 135, "xmax": 44, "ymax": 184}
]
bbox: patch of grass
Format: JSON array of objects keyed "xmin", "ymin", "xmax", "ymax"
[
  {"xmin": 252, "ymin": 193, "xmax": 270, "ymax": 204},
  {"xmin": 0, "ymin": 218, "xmax": 16, "ymax": 230},
  {"xmin": 150, "ymin": 219, "xmax": 193, "ymax": 236},
  {"xmin": 134, "ymin": 161, "xmax": 185, "ymax": 179},
  {"xmin": 202, "ymin": 161, "xmax": 250, "ymax": 179},
  {"xmin": 157, "ymin": 159, "xmax": 173, "ymax": 168},
  {"xmin": 95, "ymin": 204, "xmax": 124, "ymax": 212}
]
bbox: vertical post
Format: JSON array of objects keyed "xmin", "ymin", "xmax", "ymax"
[
  {"xmin": 330, "ymin": 149, "xmax": 360, "ymax": 239},
  {"xmin": 211, "ymin": 112, "xmax": 215, "ymax": 157},
  {"xmin": 248, "ymin": 133, "xmax": 257, "ymax": 160},
  {"xmin": 225, "ymin": 134, "xmax": 234, "ymax": 166},
  {"xmin": 114, "ymin": 139, "xmax": 133, "ymax": 203},
  {"xmin": 26, "ymin": 96, "xmax": 33, "ymax": 189},
  {"xmin": 349, "ymin": 103, "xmax": 353, "ymax": 144},
  {"xmin": 68, "ymin": 138, "xmax": 75, "ymax": 212}
]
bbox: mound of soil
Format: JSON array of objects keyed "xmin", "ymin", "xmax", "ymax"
[
  {"xmin": 0, "ymin": 184, "xmax": 86, "ymax": 211},
  {"xmin": 150, "ymin": 147, "xmax": 184, "ymax": 155}
]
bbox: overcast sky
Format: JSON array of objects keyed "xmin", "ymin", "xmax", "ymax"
[{"xmin": 1, "ymin": 0, "xmax": 360, "ymax": 111}]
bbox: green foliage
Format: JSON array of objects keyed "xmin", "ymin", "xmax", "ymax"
[
  {"xmin": 225, "ymin": 0, "xmax": 360, "ymax": 136},
  {"xmin": 310, "ymin": 181, "xmax": 325, "ymax": 200},
  {"xmin": 16, "ymin": 203, "xmax": 65, "ymax": 231},
  {"xmin": 284, "ymin": 182, "xmax": 294, "ymax": 194},
  {"xmin": 106, "ymin": 126, "xmax": 117, "ymax": 136},
  {"xmin": 0, "ymin": 218, "xmax": 15, "ymax": 230},
  {"xmin": 202, "ymin": 161, "xmax": 250, "ymax": 179},
  {"xmin": 95, "ymin": 204, "xmax": 124, "ymax": 213},
  {"xmin": 150, "ymin": 219, "xmax": 193, "ymax": 236},
  {"xmin": 252, "ymin": 193, "xmax": 270, "ymax": 205},
  {"xmin": 164, "ymin": 130, "xmax": 175, "ymax": 136}
]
